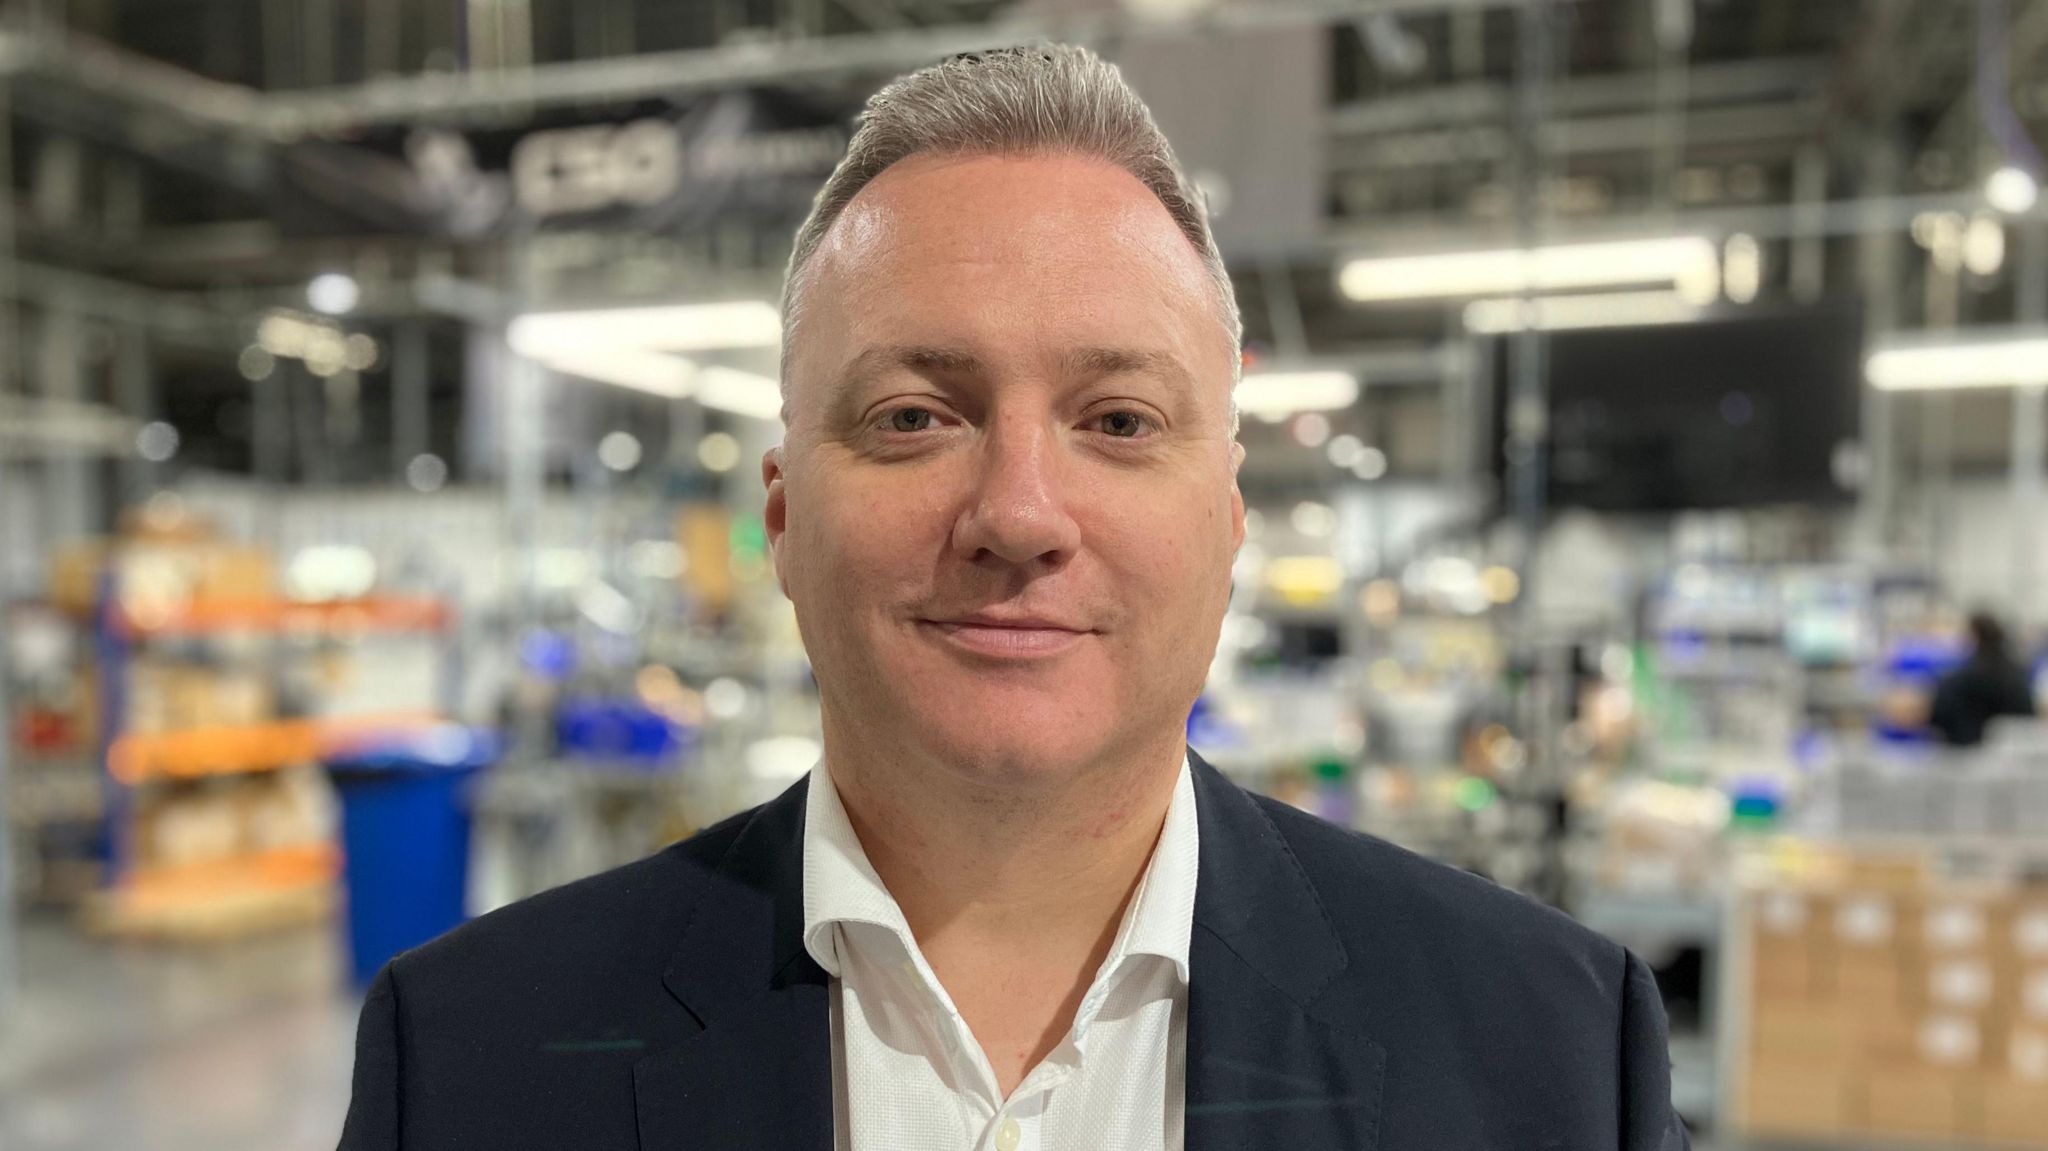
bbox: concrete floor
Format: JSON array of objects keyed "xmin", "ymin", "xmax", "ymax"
[{"xmin": 0, "ymin": 913, "xmax": 358, "ymax": 1151}]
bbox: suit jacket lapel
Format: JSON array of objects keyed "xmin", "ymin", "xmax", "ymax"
[
  {"xmin": 1184, "ymin": 750, "xmax": 1387, "ymax": 1151},
  {"xmin": 627, "ymin": 756, "xmax": 1386, "ymax": 1151},
  {"xmin": 633, "ymin": 777, "xmax": 834, "ymax": 1151}
]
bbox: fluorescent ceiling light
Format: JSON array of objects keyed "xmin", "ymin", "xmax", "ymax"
[
  {"xmin": 1234, "ymin": 370, "xmax": 1359, "ymax": 417},
  {"xmin": 508, "ymin": 301, "xmax": 781, "ymax": 358},
  {"xmin": 1867, "ymin": 336, "xmax": 2048, "ymax": 391},
  {"xmin": 1986, "ymin": 166, "xmax": 2039, "ymax": 215},
  {"xmin": 1338, "ymin": 237, "xmax": 1718, "ymax": 303},
  {"xmin": 1463, "ymin": 290, "xmax": 1702, "ymax": 334},
  {"xmin": 693, "ymin": 366, "xmax": 784, "ymax": 421},
  {"xmin": 543, "ymin": 348, "xmax": 697, "ymax": 398}
]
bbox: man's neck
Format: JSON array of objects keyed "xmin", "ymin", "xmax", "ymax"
[
  {"xmin": 819, "ymin": 725, "xmax": 1185, "ymax": 1094},
  {"xmin": 823, "ymin": 732, "xmax": 1183, "ymax": 947}
]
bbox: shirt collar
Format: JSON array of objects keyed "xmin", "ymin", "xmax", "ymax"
[
  {"xmin": 800, "ymin": 756, "xmax": 1199, "ymax": 986},
  {"xmin": 800, "ymin": 760, "xmax": 912, "ymax": 979}
]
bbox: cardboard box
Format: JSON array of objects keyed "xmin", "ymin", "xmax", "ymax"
[
  {"xmin": 1982, "ymin": 1076, "xmax": 2048, "ymax": 1147},
  {"xmin": 2022, "ymin": 969, "xmax": 2048, "ymax": 1025},
  {"xmin": 1928, "ymin": 956, "xmax": 1997, "ymax": 1012},
  {"xmin": 2014, "ymin": 904, "xmax": 2048, "ymax": 964},
  {"xmin": 1916, "ymin": 1014, "xmax": 1985, "ymax": 1069},
  {"xmin": 1854, "ymin": 1010, "xmax": 1925, "ymax": 1067},
  {"xmin": 1860, "ymin": 1068, "xmax": 1969, "ymax": 1142},
  {"xmin": 197, "ymin": 547, "xmax": 274, "ymax": 603},
  {"xmin": 49, "ymin": 540, "xmax": 110, "ymax": 615},
  {"xmin": 1924, "ymin": 898, "xmax": 1992, "ymax": 952},
  {"xmin": 1835, "ymin": 893, "xmax": 1918, "ymax": 1009},
  {"xmin": 1743, "ymin": 1060, "xmax": 1859, "ymax": 1139},
  {"xmin": 1753, "ymin": 891, "xmax": 1833, "ymax": 1001},
  {"xmin": 1837, "ymin": 892, "xmax": 1900, "ymax": 947},
  {"xmin": 2011, "ymin": 1028, "xmax": 2048, "ymax": 1082},
  {"xmin": 1750, "ymin": 1002, "xmax": 1850, "ymax": 1063},
  {"xmin": 1839, "ymin": 948, "xmax": 1913, "ymax": 1009},
  {"xmin": 1844, "ymin": 851, "xmax": 1928, "ymax": 891},
  {"xmin": 210, "ymin": 671, "xmax": 274, "ymax": 729}
]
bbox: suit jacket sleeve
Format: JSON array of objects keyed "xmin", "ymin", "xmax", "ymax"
[
  {"xmin": 338, "ymin": 962, "xmax": 403, "ymax": 1150},
  {"xmin": 1619, "ymin": 948, "xmax": 1691, "ymax": 1151}
]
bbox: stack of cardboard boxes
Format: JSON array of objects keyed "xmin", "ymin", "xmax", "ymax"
[
  {"xmin": 126, "ymin": 661, "xmax": 277, "ymax": 734},
  {"xmin": 1742, "ymin": 859, "xmax": 2048, "ymax": 1146}
]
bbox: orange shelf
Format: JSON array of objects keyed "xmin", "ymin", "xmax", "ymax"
[
  {"xmin": 108, "ymin": 712, "xmax": 441, "ymax": 784},
  {"xmin": 113, "ymin": 596, "xmax": 450, "ymax": 638}
]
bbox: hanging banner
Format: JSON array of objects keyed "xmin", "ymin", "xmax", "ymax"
[{"xmin": 393, "ymin": 89, "xmax": 851, "ymax": 238}]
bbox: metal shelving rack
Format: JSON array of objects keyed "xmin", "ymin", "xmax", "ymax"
[{"xmin": 90, "ymin": 573, "xmax": 456, "ymax": 937}]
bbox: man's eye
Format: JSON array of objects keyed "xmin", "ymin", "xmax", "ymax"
[
  {"xmin": 888, "ymin": 408, "xmax": 936, "ymax": 433},
  {"xmin": 1097, "ymin": 411, "xmax": 1150, "ymax": 438}
]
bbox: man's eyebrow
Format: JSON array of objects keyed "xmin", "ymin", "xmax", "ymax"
[
  {"xmin": 841, "ymin": 345, "xmax": 985, "ymax": 387},
  {"xmin": 1063, "ymin": 346, "xmax": 1194, "ymax": 388}
]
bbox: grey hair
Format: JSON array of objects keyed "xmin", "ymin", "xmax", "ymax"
[{"xmin": 780, "ymin": 44, "xmax": 1243, "ymax": 387}]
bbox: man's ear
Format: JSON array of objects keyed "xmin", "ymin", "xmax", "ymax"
[
  {"xmin": 1228, "ymin": 441, "xmax": 1248, "ymax": 554},
  {"xmin": 762, "ymin": 446, "xmax": 792, "ymax": 597}
]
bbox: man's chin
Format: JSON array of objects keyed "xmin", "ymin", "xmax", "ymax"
[{"xmin": 903, "ymin": 708, "xmax": 1124, "ymax": 782}]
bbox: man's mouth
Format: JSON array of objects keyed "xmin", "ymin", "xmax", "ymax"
[{"xmin": 917, "ymin": 611, "xmax": 1094, "ymax": 657}]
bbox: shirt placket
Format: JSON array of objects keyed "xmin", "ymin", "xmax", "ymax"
[{"xmin": 983, "ymin": 1084, "xmax": 1050, "ymax": 1151}]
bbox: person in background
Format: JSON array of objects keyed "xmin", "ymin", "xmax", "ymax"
[{"xmin": 1929, "ymin": 611, "xmax": 2038, "ymax": 747}]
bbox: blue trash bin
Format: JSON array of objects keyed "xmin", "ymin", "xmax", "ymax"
[{"xmin": 325, "ymin": 726, "xmax": 498, "ymax": 986}]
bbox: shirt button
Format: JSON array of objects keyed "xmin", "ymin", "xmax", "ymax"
[{"xmin": 994, "ymin": 1116, "xmax": 1021, "ymax": 1151}]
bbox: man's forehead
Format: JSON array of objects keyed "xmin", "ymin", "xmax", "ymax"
[{"xmin": 816, "ymin": 152, "xmax": 1206, "ymax": 278}]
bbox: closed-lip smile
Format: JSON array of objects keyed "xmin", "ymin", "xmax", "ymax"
[{"xmin": 918, "ymin": 611, "xmax": 1093, "ymax": 657}]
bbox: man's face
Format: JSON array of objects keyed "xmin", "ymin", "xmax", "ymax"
[{"xmin": 766, "ymin": 152, "xmax": 1244, "ymax": 781}]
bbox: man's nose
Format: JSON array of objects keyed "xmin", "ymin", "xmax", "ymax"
[{"xmin": 950, "ymin": 415, "xmax": 1082, "ymax": 568}]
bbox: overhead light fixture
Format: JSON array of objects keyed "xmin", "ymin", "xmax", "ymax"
[
  {"xmin": 1723, "ymin": 234, "xmax": 1761, "ymax": 304},
  {"xmin": 597, "ymin": 431, "xmax": 643, "ymax": 472},
  {"xmin": 508, "ymin": 301, "xmax": 781, "ymax": 359},
  {"xmin": 1234, "ymin": 370, "xmax": 1359, "ymax": 417},
  {"xmin": 307, "ymin": 272, "xmax": 361, "ymax": 316},
  {"xmin": 1327, "ymin": 434, "xmax": 1366, "ymax": 469},
  {"xmin": 1963, "ymin": 214, "xmax": 2006, "ymax": 277},
  {"xmin": 692, "ymin": 366, "xmax": 784, "ymax": 421},
  {"xmin": 1463, "ymin": 290, "xmax": 1702, "ymax": 334},
  {"xmin": 135, "ymin": 421, "xmax": 179, "ymax": 463},
  {"xmin": 543, "ymin": 348, "xmax": 697, "ymax": 398},
  {"xmin": 1867, "ymin": 333, "xmax": 2048, "ymax": 391},
  {"xmin": 697, "ymin": 432, "xmax": 742, "ymax": 473},
  {"xmin": 406, "ymin": 453, "xmax": 449, "ymax": 493},
  {"xmin": 1339, "ymin": 237, "xmax": 1718, "ymax": 303},
  {"xmin": 1985, "ymin": 166, "xmax": 2040, "ymax": 215}
]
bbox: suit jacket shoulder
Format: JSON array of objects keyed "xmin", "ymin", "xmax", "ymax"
[
  {"xmin": 344, "ymin": 803, "xmax": 772, "ymax": 1151},
  {"xmin": 1251, "ymin": 789, "xmax": 1626, "ymax": 1006},
  {"xmin": 392, "ymin": 802, "xmax": 754, "ymax": 999},
  {"xmin": 1239, "ymin": 790, "xmax": 1682, "ymax": 1150}
]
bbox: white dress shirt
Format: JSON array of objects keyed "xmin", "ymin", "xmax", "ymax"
[{"xmin": 801, "ymin": 758, "xmax": 1199, "ymax": 1151}]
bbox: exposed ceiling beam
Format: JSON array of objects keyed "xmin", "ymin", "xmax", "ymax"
[
  {"xmin": 1320, "ymin": 190, "xmax": 2046, "ymax": 254},
  {"xmin": 1330, "ymin": 56, "xmax": 1824, "ymax": 136},
  {"xmin": 240, "ymin": 0, "xmax": 1572, "ymax": 137},
  {"xmin": 1331, "ymin": 99, "xmax": 1827, "ymax": 170}
]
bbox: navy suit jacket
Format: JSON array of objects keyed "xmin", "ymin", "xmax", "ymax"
[{"xmin": 340, "ymin": 750, "xmax": 1689, "ymax": 1150}]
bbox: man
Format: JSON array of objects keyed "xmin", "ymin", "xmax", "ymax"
[
  {"xmin": 341, "ymin": 45, "xmax": 1686, "ymax": 1151},
  {"xmin": 1929, "ymin": 611, "xmax": 2038, "ymax": 747}
]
